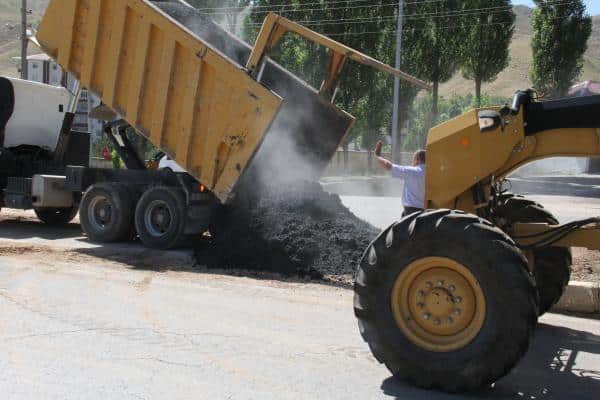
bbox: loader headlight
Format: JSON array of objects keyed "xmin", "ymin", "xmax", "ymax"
[{"xmin": 478, "ymin": 110, "xmax": 502, "ymax": 132}]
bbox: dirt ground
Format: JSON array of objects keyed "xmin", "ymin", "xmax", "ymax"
[
  {"xmin": 0, "ymin": 208, "xmax": 598, "ymax": 285},
  {"xmin": 572, "ymin": 247, "xmax": 600, "ymax": 282}
]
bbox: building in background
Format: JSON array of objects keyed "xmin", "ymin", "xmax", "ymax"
[{"xmin": 20, "ymin": 53, "xmax": 104, "ymax": 141}]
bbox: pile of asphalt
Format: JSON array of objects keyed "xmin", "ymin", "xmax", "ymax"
[
  {"xmin": 152, "ymin": 1, "xmax": 377, "ymax": 283},
  {"xmin": 194, "ymin": 181, "xmax": 379, "ymax": 284}
]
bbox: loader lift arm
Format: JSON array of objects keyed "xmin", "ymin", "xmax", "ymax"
[{"xmin": 512, "ymin": 220, "xmax": 600, "ymax": 251}]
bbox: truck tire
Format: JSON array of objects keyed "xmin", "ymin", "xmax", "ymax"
[
  {"xmin": 495, "ymin": 194, "xmax": 572, "ymax": 315},
  {"xmin": 135, "ymin": 186, "xmax": 187, "ymax": 250},
  {"xmin": 34, "ymin": 205, "xmax": 78, "ymax": 225},
  {"xmin": 80, "ymin": 183, "xmax": 135, "ymax": 242},
  {"xmin": 354, "ymin": 209, "xmax": 538, "ymax": 392}
]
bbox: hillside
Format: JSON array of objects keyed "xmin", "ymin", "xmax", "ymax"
[
  {"xmin": 441, "ymin": 5, "xmax": 600, "ymax": 98},
  {"xmin": 0, "ymin": 2, "xmax": 597, "ymax": 98},
  {"xmin": 0, "ymin": 0, "xmax": 47, "ymax": 76}
]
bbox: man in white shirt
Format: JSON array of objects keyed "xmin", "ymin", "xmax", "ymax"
[{"xmin": 374, "ymin": 140, "xmax": 426, "ymax": 217}]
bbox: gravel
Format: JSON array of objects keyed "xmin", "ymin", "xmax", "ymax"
[{"xmin": 194, "ymin": 181, "xmax": 379, "ymax": 285}]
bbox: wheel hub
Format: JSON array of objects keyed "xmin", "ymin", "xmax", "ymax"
[
  {"xmin": 88, "ymin": 195, "xmax": 112, "ymax": 230},
  {"xmin": 145, "ymin": 200, "xmax": 173, "ymax": 237},
  {"xmin": 408, "ymin": 268, "xmax": 476, "ymax": 337},
  {"xmin": 391, "ymin": 257, "xmax": 486, "ymax": 352}
]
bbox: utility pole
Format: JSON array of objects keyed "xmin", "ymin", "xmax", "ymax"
[
  {"xmin": 391, "ymin": 0, "xmax": 404, "ymax": 162},
  {"xmin": 20, "ymin": 0, "xmax": 28, "ymax": 80}
]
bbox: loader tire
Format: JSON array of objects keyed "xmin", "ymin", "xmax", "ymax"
[
  {"xmin": 135, "ymin": 186, "xmax": 187, "ymax": 250},
  {"xmin": 354, "ymin": 209, "xmax": 538, "ymax": 392},
  {"xmin": 80, "ymin": 183, "xmax": 135, "ymax": 242},
  {"xmin": 34, "ymin": 205, "xmax": 78, "ymax": 225},
  {"xmin": 496, "ymin": 194, "xmax": 572, "ymax": 315}
]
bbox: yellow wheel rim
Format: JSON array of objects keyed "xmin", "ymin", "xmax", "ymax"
[{"xmin": 390, "ymin": 257, "xmax": 486, "ymax": 352}]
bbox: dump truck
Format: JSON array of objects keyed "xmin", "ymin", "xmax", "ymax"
[{"xmin": 32, "ymin": 0, "xmax": 427, "ymax": 250}]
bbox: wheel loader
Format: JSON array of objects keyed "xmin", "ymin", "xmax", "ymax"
[{"xmin": 354, "ymin": 90, "xmax": 600, "ymax": 391}]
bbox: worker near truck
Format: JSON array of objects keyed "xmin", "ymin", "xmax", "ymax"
[{"xmin": 374, "ymin": 140, "xmax": 426, "ymax": 216}]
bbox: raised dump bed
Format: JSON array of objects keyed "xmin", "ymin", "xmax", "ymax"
[{"xmin": 36, "ymin": 0, "xmax": 427, "ymax": 204}]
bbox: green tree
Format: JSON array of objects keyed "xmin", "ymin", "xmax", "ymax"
[
  {"xmin": 531, "ymin": 0, "xmax": 592, "ymax": 97},
  {"xmin": 408, "ymin": 0, "xmax": 467, "ymax": 127},
  {"xmin": 249, "ymin": 1, "xmax": 414, "ymax": 154},
  {"xmin": 461, "ymin": 0, "xmax": 514, "ymax": 107}
]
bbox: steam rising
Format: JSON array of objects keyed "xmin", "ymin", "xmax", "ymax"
[{"xmin": 151, "ymin": 1, "xmax": 353, "ymax": 195}]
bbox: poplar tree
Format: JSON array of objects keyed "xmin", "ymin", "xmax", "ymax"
[
  {"xmin": 461, "ymin": 0, "xmax": 515, "ymax": 107},
  {"xmin": 531, "ymin": 0, "xmax": 592, "ymax": 97}
]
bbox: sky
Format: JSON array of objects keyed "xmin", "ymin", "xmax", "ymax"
[{"xmin": 513, "ymin": 0, "xmax": 600, "ymax": 15}]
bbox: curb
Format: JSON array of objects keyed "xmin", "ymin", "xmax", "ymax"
[{"xmin": 552, "ymin": 281, "xmax": 600, "ymax": 314}]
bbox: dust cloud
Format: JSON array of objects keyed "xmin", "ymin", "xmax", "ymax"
[{"xmin": 152, "ymin": 1, "xmax": 380, "ymax": 282}]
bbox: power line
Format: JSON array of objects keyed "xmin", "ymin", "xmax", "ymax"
[
  {"xmin": 197, "ymin": 0, "xmax": 576, "ymax": 16},
  {"xmin": 191, "ymin": 0, "xmax": 445, "ymax": 13},
  {"xmin": 210, "ymin": 0, "xmax": 577, "ymax": 26},
  {"xmin": 223, "ymin": 6, "xmax": 521, "ymax": 28}
]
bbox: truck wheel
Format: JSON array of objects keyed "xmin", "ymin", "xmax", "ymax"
[
  {"xmin": 354, "ymin": 209, "xmax": 538, "ymax": 392},
  {"xmin": 495, "ymin": 194, "xmax": 572, "ymax": 315},
  {"xmin": 135, "ymin": 186, "xmax": 187, "ymax": 250},
  {"xmin": 34, "ymin": 205, "xmax": 78, "ymax": 225},
  {"xmin": 80, "ymin": 183, "xmax": 135, "ymax": 242}
]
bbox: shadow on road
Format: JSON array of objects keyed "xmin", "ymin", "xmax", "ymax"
[
  {"xmin": 0, "ymin": 218, "xmax": 82, "ymax": 240},
  {"xmin": 72, "ymin": 240, "xmax": 195, "ymax": 272},
  {"xmin": 380, "ymin": 323, "xmax": 600, "ymax": 400}
]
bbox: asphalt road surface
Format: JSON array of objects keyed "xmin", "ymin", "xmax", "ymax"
[
  {"xmin": 0, "ymin": 193, "xmax": 599, "ymax": 399},
  {"xmin": 0, "ymin": 250, "xmax": 598, "ymax": 400},
  {"xmin": 340, "ymin": 195, "xmax": 600, "ymax": 230}
]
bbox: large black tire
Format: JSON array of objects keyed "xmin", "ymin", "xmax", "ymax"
[
  {"xmin": 135, "ymin": 186, "xmax": 187, "ymax": 250},
  {"xmin": 354, "ymin": 209, "xmax": 538, "ymax": 392},
  {"xmin": 79, "ymin": 183, "xmax": 135, "ymax": 242},
  {"xmin": 34, "ymin": 205, "xmax": 78, "ymax": 225},
  {"xmin": 495, "ymin": 194, "xmax": 572, "ymax": 315}
]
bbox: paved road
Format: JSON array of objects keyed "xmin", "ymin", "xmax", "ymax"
[
  {"xmin": 0, "ymin": 196, "xmax": 599, "ymax": 399},
  {"xmin": 340, "ymin": 195, "xmax": 600, "ymax": 230},
  {"xmin": 0, "ymin": 252, "xmax": 598, "ymax": 400}
]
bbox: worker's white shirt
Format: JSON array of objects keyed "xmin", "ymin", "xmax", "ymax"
[{"xmin": 391, "ymin": 163, "xmax": 426, "ymax": 208}]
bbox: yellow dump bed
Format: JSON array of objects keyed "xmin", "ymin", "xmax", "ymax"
[
  {"xmin": 36, "ymin": 0, "xmax": 282, "ymax": 202},
  {"xmin": 36, "ymin": 0, "xmax": 428, "ymax": 203}
]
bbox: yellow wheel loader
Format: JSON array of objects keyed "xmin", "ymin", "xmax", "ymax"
[{"xmin": 354, "ymin": 90, "xmax": 600, "ymax": 391}]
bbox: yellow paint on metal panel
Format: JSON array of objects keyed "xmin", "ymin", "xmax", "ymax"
[
  {"xmin": 91, "ymin": 0, "xmax": 115, "ymax": 96},
  {"xmin": 137, "ymin": 25, "xmax": 164, "ymax": 136},
  {"xmin": 68, "ymin": 0, "xmax": 88, "ymax": 76},
  {"xmin": 188, "ymin": 63, "xmax": 216, "ymax": 178},
  {"xmin": 200, "ymin": 77, "xmax": 236, "ymax": 187},
  {"xmin": 126, "ymin": 18, "xmax": 151, "ymax": 125},
  {"xmin": 79, "ymin": 0, "xmax": 101, "ymax": 87},
  {"xmin": 177, "ymin": 60, "xmax": 202, "ymax": 168},
  {"xmin": 113, "ymin": 7, "xmax": 139, "ymax": 115},
  {"xmin": 57, "ymin": 0, "xmax": 77, "ymax": 68},
  {"xmin": 102, "ymin": 2, "xmax": 128, "ymax": 108},
  {"xmin": 162, "ymin": 44, "xmax": 191, "ymax": 156},
  {"xmin": 150, "ymin": 38, "xmax": 176, "ymax": 146}
]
